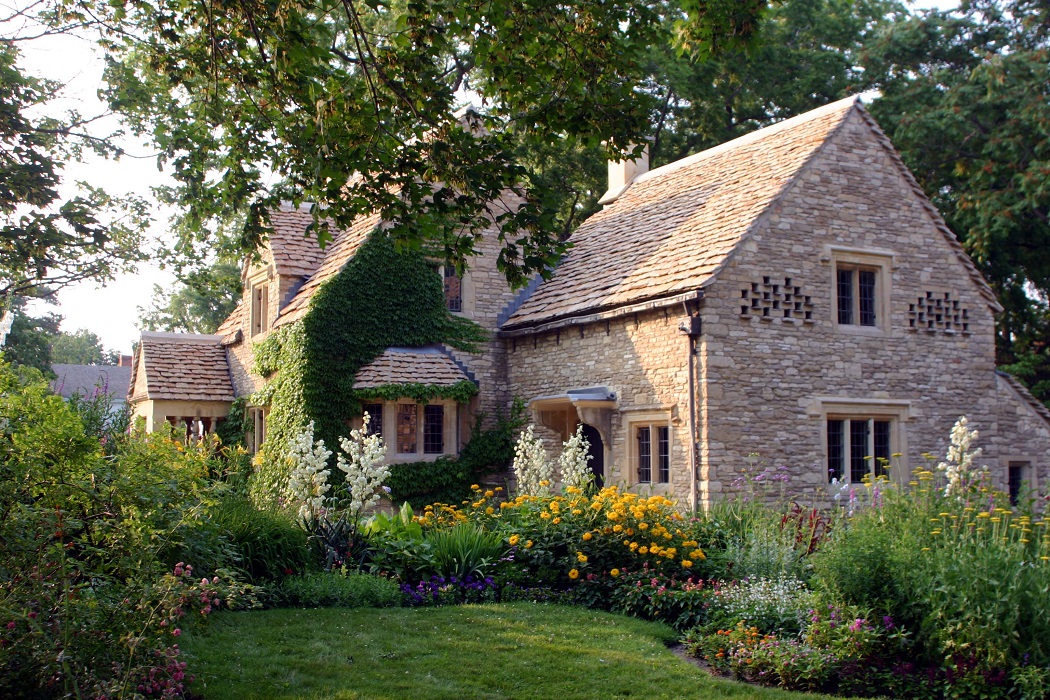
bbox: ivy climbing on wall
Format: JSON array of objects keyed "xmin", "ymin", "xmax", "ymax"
[{"xmin": 249, "ymin": 230, "xmax": 486, "ymax": 508}]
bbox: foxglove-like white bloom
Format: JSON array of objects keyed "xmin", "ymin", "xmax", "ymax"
[
  {"xmin": 336, "ymin": 414, "xmax": 389, "ymax": 518},
  {"xmin": 559, "ymin": 424, "xmax": 593, "ymax": 490},
  {"xmin": 937, "ymin": 416, "xmax": 987, "ymax": 497},
  {"xmin": 513, "ymin": 424, "xmax": 553, "ymax": 497},
  {"xmin": 287, "ymin": 421, "xmax": 332, "ymax": 523}
]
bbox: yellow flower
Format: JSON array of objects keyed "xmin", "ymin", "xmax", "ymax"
[
  {"xmin": 682, "ymin": 560, "xmax": 693, "ymax": 568},
  {"xmin": 610, "ymin": 568, "xmax": 620, "ymax": 577},
  {"xmin": 495, "ymin": 487, "xmax": 503, "ymax": 492},
  {"xmin": 485, "ymin": 507, "xmax": 494, "ymax": 515},
  {"xmin": 525, "ymin": 540, "xmax": 534, "ymax": 549},
  {"xmin": 484, "ymin": 490, "xmax": 494, "ymax": 498},
  {"xmin": 549, "ymin": 502, "xmax": 560, "ymax": 513},
  {"xmin": 613, "ymin": 524, "xmax": 623, "ymax": 533},
  {"xmin": 552, "ymin": 517, "xmax": 561, "ymax": 525},
  {"xmin": 471, "ymin": 484, "xmax": 480, "ymax": 490},
  {"xmin": 606, "ymin": 511, "xmax": 619, "ymax": 521},
  {"xmin": 639, "ymin": 546, "xmax": 649, "ymax": 555},
  {"xmin": 577, "ymin": 553, "xmax": 588, "ymax": 563},
  {"xmin": 582, "ymin": 532, "xmax": 593, "ymax": 541},
  {"xmin": 540, "ymin": 480, "xmax": 551, "ymax": 487},
  {"xmin": 638, "ymin": 522, "xmax": 649, "ymax": 530},
  {"xmin": 540, "ymin": 512, "xmax": 551, "ymax": 520},
  {"xmin": 509, "ymin": 535, "xmax": 520, "ymax": 546},
  {"xmin": 629, "ymin": 542, "xmax": 639, "ymax": 551},
  {"xmin": 568, "ymin": 568, "xmax": 580, "ymax": 580}
]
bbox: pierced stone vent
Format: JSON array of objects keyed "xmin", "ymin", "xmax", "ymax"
[
  {"xmin": 740, "ymin": 276, "xmax": 814, "ymax": 323},
  {"xmin": 908, "ymin": 292, "xmax": 970, "ymax": 333}
]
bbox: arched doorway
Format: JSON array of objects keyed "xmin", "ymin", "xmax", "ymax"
[{"xmin": 580, "ymin": 424, "xmax": 604, "ymax": 488}]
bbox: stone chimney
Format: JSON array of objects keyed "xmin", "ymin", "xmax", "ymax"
[
  {"xmin": 118, "ymin": 354, "xmax": 134, "ymax": 367},
  {"xmin": 598, "ymin": 144, "xmax": 649, "ymax": 206}
]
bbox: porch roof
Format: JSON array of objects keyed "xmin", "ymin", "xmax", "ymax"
[{"xmin": 352, "ymin": 346, "xmax": 474, "ymax": 390}]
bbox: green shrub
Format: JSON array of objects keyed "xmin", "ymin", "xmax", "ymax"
[
  {"xmin": 387, "ymin": 456, "xmax": 473, "ymax": 510},
  {"xmin": 279, "ymin": 571, "xmax": 402, "ymax": 608},
  {"xmin": 211, "ymin": 497, "xmax": 314, "ymax": 581},
  {"xmin": 427, "ymin": 523, "xmax": 506, "ymax": 580}
]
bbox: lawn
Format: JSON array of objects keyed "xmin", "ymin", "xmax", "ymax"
[{"xmin": 181, "ymin": 603, "xmax": 837, "ymax": 700}]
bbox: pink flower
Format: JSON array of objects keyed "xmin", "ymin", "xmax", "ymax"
[
  {"xmin": 6, "ymin": 621, "xmax": 15, "ymax": 629},
  {"xmin": 172, "ymin": 628, "xmax": 181, "ymax": 637}
]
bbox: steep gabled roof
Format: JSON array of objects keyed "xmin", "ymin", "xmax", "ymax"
[
  {"xmin": 273, "ymin": 211, "xmax": 383, "ymax": 327},
  {"xmin": 501, "ymin": 97, "xmax": 999, "ymax": 333},
  {"xmin": 129, "ymin": 332, "xmax": 234, "ymax": 403},
  {"xmin": 265, "ymin": 207, "xmax": 330, "ymax": 278},
  {"xmin": 996, "ymin": 370, "xmax": 1050, "ymax": 428}
]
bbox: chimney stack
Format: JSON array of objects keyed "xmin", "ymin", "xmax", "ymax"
[
  {"xmin": 598, "ymin": 144, "xmax": 649, "ymax": 206},
  {"xmin": 119, "ymin": 354, "xmax": 134, "ymax": 367}
]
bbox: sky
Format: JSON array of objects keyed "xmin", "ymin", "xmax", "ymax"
[{"xmin": 9, "ymin": 0, "xmax": 960, "ymax": 356}]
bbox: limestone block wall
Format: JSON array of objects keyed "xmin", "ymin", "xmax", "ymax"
[
  {"xmin": 989, "ymin": 374, "xmax": 1050, "ymax": 496},
  {"xmin": 696, "ymin": 109, "xmax": 1002, "ymax": 503},
  {"xmin": 502, "ymin": 308, "xmax": 693, "ymax": 496},
  {"xmin": 444, "ymin": 196, "xmax": 525, "ymax": 424}
]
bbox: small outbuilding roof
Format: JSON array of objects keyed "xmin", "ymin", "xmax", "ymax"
[
  {"xmin": 51, "ymin": 364, "xmax": 132, "ymax": 402},
  {"xmin": 352, "ymin": 346, "xmax": 474, "ymax": 390},
  {"xmin": 130, "ymin": 332, "xmax": 234, "ymax": 403}
]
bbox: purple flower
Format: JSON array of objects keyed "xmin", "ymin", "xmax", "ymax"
[{"xmin": 883, "ymin": 615, "xmax": 895, "ymax": 630}]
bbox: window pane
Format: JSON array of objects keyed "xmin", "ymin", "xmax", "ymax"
[
  {"xmin": 837, "ymin": 269, "xmax": 854, "ymax": 324},
  {"xmin": 873, "ymin": 421, "xmax": 891, "ymax": 477},
  {"xmin": 397, "ymin": 404, "xmax": 417, "ymax": 453},
  {"xmin": 657, "ymin": 426, "xmax": 670, "ymax": 483},
  {"xmin": 363, "ymin": 403, "xmax": 383, "ymax": 438},
  {"xmin": 1009, "ymin": 462, "xmax": 1029, "ymax": 506},
  {"xmin": 423, "ymin": 405, "xmax": 444, "ymax": 454},
  {"xmin": 858, "ymin": 270, "xmax": 877, "ymax": 326},
  {"xmin": 444, "ymin": 267, "xmax": 462, "ymax": 312},
  {"xmin": 637, "ymin": 426, "xmax": 652, "ymax": 483},
  {"xmin": 827, "ymin": 419, "xmax": 844, "ymax": 481},
  {"xmin": 850, "ymin": 419, "xmax": 870, "ymax": 483}
]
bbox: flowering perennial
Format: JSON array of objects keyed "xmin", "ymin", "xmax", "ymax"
[
  {"xmin": 558, "ymin": 424, "xmax": 593, "ymax": 490},
  {"xmin": 287, "ymin": 421, "xmax": 333, "ymax": 523},
  {"xmin": 336, "ymin": 414, "xmax": 389, "ymax": 518},
  {"xmin": 937, "ymin": 416, "xmax": 988, "ymax": 497},
  {"xmin": 512, "ymin": 424, "xmax": 554, "ymax": 497}
]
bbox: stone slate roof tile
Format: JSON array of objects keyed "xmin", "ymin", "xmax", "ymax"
[
  {"xmin": 266, "ymin": 208, "xmax": 330, "ymax": 278},
  {"xmin": 132, "ymin": 332, "xmax": 234, "ymax": 402},
  {"xmin": 502, "ymin": 98, "xmax": 857, "ymax": 330},
  {"xmin": 274, "ymin": 211, "xmax": 383, "ymax": 327},
  {"xmin": 353, "ymin": 347, "xmax": 472, "ymax": 389}
]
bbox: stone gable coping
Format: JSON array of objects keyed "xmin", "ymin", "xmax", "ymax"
[{"xmin": 996, "ymin": 370, "xmax": 1050, "ymax": 428}]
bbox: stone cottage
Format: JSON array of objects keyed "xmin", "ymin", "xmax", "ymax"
[{"xmin": 128, "ymin": 97, "xmax": 1050, "ymax": 509}]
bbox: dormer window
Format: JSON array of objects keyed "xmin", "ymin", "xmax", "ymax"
[{"xmin": 250, "ymin": 282, "xmax": 269, "ymax": 336}]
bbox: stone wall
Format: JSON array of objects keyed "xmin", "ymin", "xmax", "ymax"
[
  {"xmin": 502, "ymin": 308, "xmax": 693, "ymax": 497},
  {"xmin": 696, "ymin": 109, "xmax": 1005, "ymax": 504},
  {"xmin": 989, "ymin": 374, "xmax": 1050, "ymax": 497}
]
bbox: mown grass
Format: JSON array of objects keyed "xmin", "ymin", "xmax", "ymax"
[{"xmin": 182, "ymin": 603, "xmax": 840, "ymax": 700}]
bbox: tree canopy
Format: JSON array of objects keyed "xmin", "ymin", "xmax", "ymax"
[{"xmin": 861, "ymin": 0, "xmax": 1050, "ymax": 399}]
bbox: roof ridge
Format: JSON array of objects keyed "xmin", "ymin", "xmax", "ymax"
[
  {"xmin": 634, "ymin": 96, "xmax": 860, "ymax": 186},
  {"xmin": 140, "ymin": 331, "xmax": 223, "ymax": 342}
]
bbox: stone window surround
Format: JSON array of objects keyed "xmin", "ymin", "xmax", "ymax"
[
  {"xmin": 622, "ymin": 409, "xmax": 674, "ymax": 490},
  {"xmin": 247, "ymin": 405, "xmax": 268, "ymax": 454},
  {"xmin": 437, "ymin": 263, "xmax": 476, "ymax": 319},
  {"xmin": 1002, "ymin": 454, "xmax": 1039, "ymax": 504},
  {"xmin": 351, "ymin": 398, "xmax": 459, "ymax": 464},
  {"xmin": 823, "ymin": 245, "xmax": 895, "ymax": 336},
  {"xmin": 247, "ymin": 268, "xmax": 272, "ymax": 339},
  {"xmin": 809, "ymin": 397, "xmax": 912, "ymax": 484}
]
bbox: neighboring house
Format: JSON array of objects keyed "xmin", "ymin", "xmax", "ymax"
[
  {"xmin": 52, "ymin": 358, "xmax": 133, "ymax": 413},
  {"xmin": 128, "ymin": 97, "xmax": 1050, "ymax": 508}
]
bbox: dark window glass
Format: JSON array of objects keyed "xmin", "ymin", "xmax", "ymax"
[
  {"xmin": 423, "ymin": 405, "xmax": 444, "ymax": 454},
  {"xmin": 444, "ymin": 266, "xmax": 462, "ymax": 312},
  {"xmin": 363, "ymin": 403, "xmax": 383, "ymax": 438},
  {"xmin": 837, "ymin": 269, "xmax": 854, "ymax": 324},
  {"xmin": 850, "ymin": 419, "xmax": 870, "ymax": 483},
  {"xmin": 859, "ymin": 270, "xmax": 877, "ymax": 326},
  {"xmin": 1009, "ymin": 462, "xmax": 1029, "ymax": 505},
  {"xmin": 827, "ymin": 419, "xmax": 844, "ymax": 481},
  {"xmin": 637, "ymin": 427, "xmax": 652, "ymax": 483},
  {"xmin": 657, "ymin": 426, "xmax": 670, "ymax": 483},
  {"xmin": 873, "ymin": 420, "xmax": 891, "ymax": 477},
  {"xmin": 397, "ymin": 404, "xmax": 417, "ymax": 453}
]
